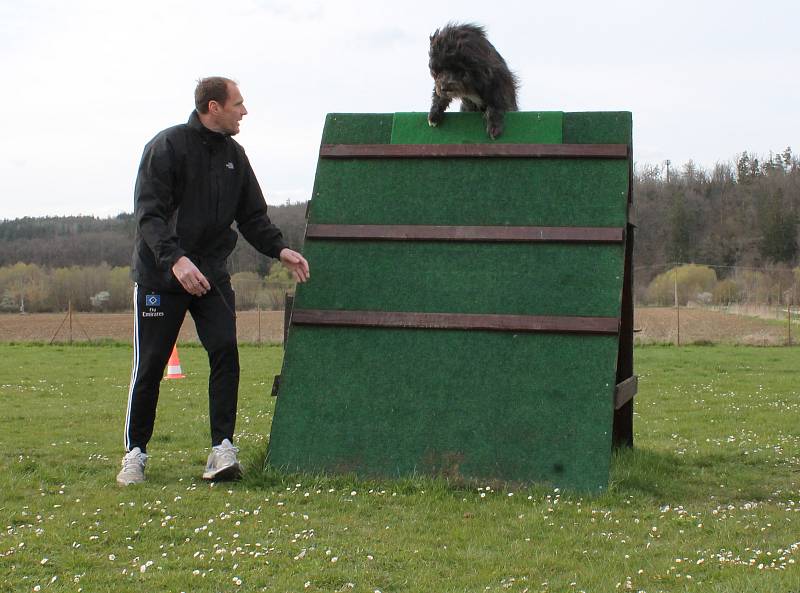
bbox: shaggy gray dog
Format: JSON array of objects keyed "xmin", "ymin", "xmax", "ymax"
[{"xmin": 427, "ymin": 23, "xmax": 519, "ymax": 139}]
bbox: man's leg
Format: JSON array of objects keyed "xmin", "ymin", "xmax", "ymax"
[
  {"xmin": 189, "ymin": 281, "xmax": 239, "ymax": 447},
  {"xmin": 124, "ymin": 284, "xmax": 189, "ymax": 453}
]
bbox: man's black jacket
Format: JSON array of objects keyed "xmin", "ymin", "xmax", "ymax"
[{"xmin": 132, "ymin": 111, "xmax": 288, "ymax": 291}]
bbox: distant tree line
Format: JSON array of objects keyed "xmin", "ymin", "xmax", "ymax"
[
  {"xmin": 642, "ymin": 263, "xmax": 800, "ymax": 307},
  {"xmin": 0, "ymin": 262, "xmax": 296, "ymax": 313},
  {"xmin": 0, "ymin": 201, "xmax": 307, "ymax": 273},
  {"xmin": 634, "ymin": 147, "xmax": 800, "ymax": 286},
  {"xmin": 0, "ymin": 262, "xmax": 132, "ymax": 313},
  {"xmin": 2, "ymin": 148, "xmax": 799, "ymax": 311},
  {"xmin": 0, "ymin": 202, "xmax": 306, "ymax": 312},
  {"xmin": 0, "ymin": 214, "xmax": 137, "ymax": 269}
]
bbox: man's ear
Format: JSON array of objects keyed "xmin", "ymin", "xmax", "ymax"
[{"xmin": 208, "ymin": 100, "xmax": 221, "ymax": 114}]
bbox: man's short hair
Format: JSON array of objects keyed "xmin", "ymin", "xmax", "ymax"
[{"xmin": 195, "ymin": 77, "xmax": 236, "ymax": 113}]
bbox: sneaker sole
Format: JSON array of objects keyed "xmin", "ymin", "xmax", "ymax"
[
  {"xmin": 202, "ymin": 463, "xmax": 242, "ymax": 481},
  {"xmin": 116, "ymin": 476, "xmax": 145, "ymax": 486}
]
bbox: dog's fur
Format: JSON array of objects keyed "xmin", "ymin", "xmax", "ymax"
[{"xmin": 427, "ymin": 23, "xmax": 519, "ymax": 139}]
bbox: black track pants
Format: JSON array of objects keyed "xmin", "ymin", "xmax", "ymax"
[{"xmin": 124, "ymin": 282, "xmax": 239, "ymax": 453}]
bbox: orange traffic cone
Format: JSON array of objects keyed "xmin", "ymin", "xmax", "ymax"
[{"xmin": 164, "ymin": 345, "xmax": 186, "ymax": 379}]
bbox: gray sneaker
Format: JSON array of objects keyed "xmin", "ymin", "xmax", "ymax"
[
  {"xmin": 202, "ymin": 439, "xmax": 242, "ymax": 481},
  {"xmin": 116, "ymin": 447, "xmax": 147, "ymax": 486}
]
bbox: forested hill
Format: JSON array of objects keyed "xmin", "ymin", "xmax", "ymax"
[
  {"xmin": 633, "ymin": 149, "xmax": 799, "ymax": 284},
  {"xmin": 2, "ymin": 149, "xmax": 799, "ymax": 283},
  {"xmin": 0, "ymin": 201, "xmax": 308, "ymax": 275}
]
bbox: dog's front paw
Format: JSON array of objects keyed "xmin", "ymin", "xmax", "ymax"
[
  {"xmin": 485, "ymin": 112, "xmax": 505, "ymax": 140},
  {"xmin": 486, "ymin": 123, "xmax": 504, "ymax": 140},
  {"xmin": 428, "ymin": 109, "xmax": 444, "ymax": 128}
]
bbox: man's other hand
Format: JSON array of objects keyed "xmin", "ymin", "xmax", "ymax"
[
  {"xmin": 279, "ymin": 248, "xmax": 310, "ymax": 283},
  {"xmin": 172, "ymin": 256, "xmax": 211, "ymax": 296}
]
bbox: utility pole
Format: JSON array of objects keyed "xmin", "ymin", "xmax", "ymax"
[{"xmin": 665, "ymin": 159, "xmax": 671, "ymax": 183}]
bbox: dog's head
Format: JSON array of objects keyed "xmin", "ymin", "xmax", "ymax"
[{"xmin": 428, "ymin": 23, "xmax": 489, "ymax": 99}]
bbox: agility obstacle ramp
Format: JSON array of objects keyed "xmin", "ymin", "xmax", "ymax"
[{"xmin": 267, "ymin": 111, "xmax": 635, "ymax": 491}]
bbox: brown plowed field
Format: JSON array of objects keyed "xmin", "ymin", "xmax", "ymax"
[
  {"xmin": 0, "ymin": 310, "xmax": 285, "ymax": 344},
  {"xmin": 633, "ymin": 307, "xmax": 792, "ymax": 345},
  {"xmin": 0, "ymin": 307, "xmax": 794, "ymax": 345}
]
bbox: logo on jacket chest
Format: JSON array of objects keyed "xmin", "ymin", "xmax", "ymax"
[{"xmin": 226, "ymin": 162, "xmax": 235, "ymax": 169}]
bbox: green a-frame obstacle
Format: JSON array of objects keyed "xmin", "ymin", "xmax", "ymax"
[{"xmin": 267, "ymin": 111, "xmax": 635, "ymax": 492}]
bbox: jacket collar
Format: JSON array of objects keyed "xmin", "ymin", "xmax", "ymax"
[{"xmin": 188, "ymin": 110, "xmax": 229, "ymax": 141}]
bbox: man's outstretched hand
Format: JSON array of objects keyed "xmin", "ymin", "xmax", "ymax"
[
  {"xmin": 279, "ymin": 248, "xmax": 310, "ymax": 283},
  {"xmin": 172, "ymin": 256, "xmax": 211, "ymax": 296}
]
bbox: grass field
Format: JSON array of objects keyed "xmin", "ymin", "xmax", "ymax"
[{"xmin": 1, "ymin": 343, "xmax": 799, "ymax": 592}]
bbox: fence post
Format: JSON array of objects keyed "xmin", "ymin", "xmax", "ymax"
[{"xmin": 673, "ymin": 266, "xmax": 680, "ymax": 346}]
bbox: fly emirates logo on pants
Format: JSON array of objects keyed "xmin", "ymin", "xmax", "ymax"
[{"xmin": 143, "ymin": 294, "xmax": 165, "ymax": 318}]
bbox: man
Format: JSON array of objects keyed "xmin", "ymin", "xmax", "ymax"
[{"xmin": 117, "ymin": 76, "xmax": 309, "ymax": 486}]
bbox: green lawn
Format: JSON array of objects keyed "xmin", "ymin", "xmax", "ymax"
[{"xmin": 1, "ymin": 343, "xmax": 798, "ymax": 592}]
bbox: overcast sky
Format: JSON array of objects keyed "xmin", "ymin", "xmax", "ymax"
[{"xmin": 2, "ymin": 0, "xmax": 798, "ymax": 220}]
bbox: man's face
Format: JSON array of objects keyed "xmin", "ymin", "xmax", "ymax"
[{"xmin": 212, "ymin": 83, "xmax": 247, "ymax": 135}]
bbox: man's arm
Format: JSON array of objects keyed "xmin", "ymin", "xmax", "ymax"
[
  {"xmin": 134, "ymin": 135, "xmax": 187, "ymax": 270},
  {"xmin": 235, "ymin": 153, "xmax": 310, "ymax": 283},
  {"xmin": 135, "ymin": 134, "xmax": 208, "ymax": 295}
]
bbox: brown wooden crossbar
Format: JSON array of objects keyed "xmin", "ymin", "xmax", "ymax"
[
  {"xmin": 306, "ymin": 224, "xmax": 624, "ymax": 243},
  {"xmin": 291, "ymin": 309, "xmax": 620, "ymax": 335},
  {"xmin": 320, "ymin": 143, "xmax": 629, "ymax": 159},
  {"xmin": 614, "ymin": 375, "xmax": 638, "ymax": 410}
]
